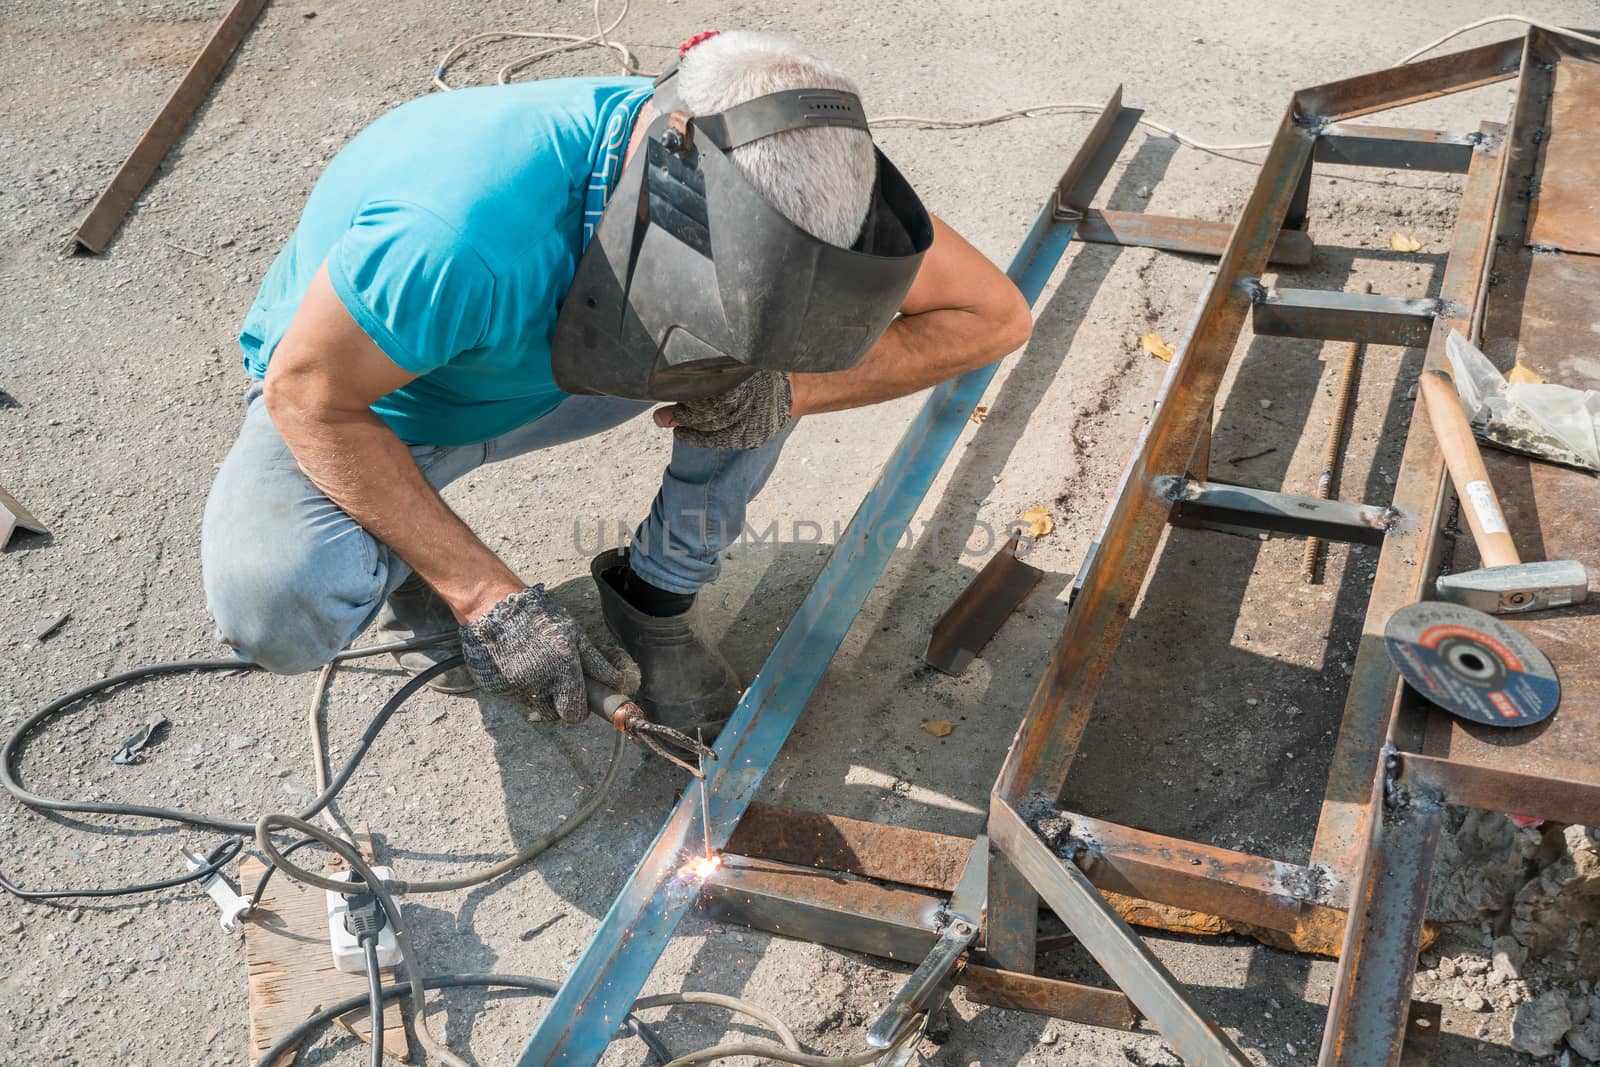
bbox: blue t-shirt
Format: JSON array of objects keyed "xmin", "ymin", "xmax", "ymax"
[{"xmin": 239, "ymin": 76, "xmax": 653, "ymax": 446}]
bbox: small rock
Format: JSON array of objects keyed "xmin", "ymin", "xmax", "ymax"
[
  {"xmin": 1258, "ymin": 398, "xmax": 1273, "ymax": 410},
  {"xmin": 424, "ymin": 709, "xmax": 448, "ymax": 725},
  {"xmin": 1462, "ymin": 991, "xmax": 1488, "ymax": 1012},
  {"xmin": 1039, "ymin": 1028, "xmax": 1057, "ymax": 1046},
  {"xmin": 5, "ymin": 921, "xmax": 22, "ymax": 935},
  {"xmin": 141, "ymin": 948, "xmax": 163, "ymax": 962},
  {"xmin": 281, "ymin": 781, "xmax": 312, "ymax": 798},
  {"xmin": 1492, "ymin": 935, "xmax": 1527, "ymax": 978},
  {"xmin": 1512, "ymin": 991, "xmax": 1573, "ymax": 1057},
  {"xmin": 1458, "ymin": 957, "xmax": 1490, "ymax": 976},
  {"xmin": 188, "ymin": 743, "xmax": 203, "ymax": 756},
  {"xmin": 227, "ymin": 736, "xmax": 257, "ymax": 751},
  {"xmin": 1437, "ymin": 956, "xmax": 1458, "ymax": 978},
  {"xmin": 33, "ymin": 612, "xmax": 71, "ymax": 640},
  {"xmin": 1246, "ymin": 698, "xmax": 1259, "ymax": 707},
  {"xmin": 1568, "ymin": 1019, "xmax": 1600, "ymax": 1062},
  {"xmin": 1487, "ymin": 969, "xmax": 1507, "ymax": 988}
]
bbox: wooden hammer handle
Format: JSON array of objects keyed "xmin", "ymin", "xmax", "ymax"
[{"xmin": 1420, "ymin": 369, "xmax": 1521, "ymax": 568}]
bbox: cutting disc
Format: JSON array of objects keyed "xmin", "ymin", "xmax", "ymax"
[{"xmin": 1384, "ymin": 601, "xmax": 1560, "ymax": 727}]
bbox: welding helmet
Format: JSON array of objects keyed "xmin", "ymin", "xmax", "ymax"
[{"xmin": 550, "ymin": 62, "xmax": 934, "ymax": 402}]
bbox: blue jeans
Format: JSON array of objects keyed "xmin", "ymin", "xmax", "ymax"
[{"xmin": 201, "ymin": 385, "xmax": 791, "ymax": 674}]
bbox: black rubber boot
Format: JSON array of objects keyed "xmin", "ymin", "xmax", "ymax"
[
  {"xmin": 376, "ymin": 573, "xmax": 476, "ymax": 694},
  {"xmin": 591, "ymin": 549, "xmax": 741, "ymax": 737}
]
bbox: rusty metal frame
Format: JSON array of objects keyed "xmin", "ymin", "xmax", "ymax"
[{"xmin": 981, "ymin": 31, "xmax": 1594, "ymax": 1067}]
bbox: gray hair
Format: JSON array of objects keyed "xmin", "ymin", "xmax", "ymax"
[{"xmin": 674, "ymin": 31, "xmax": 875, "ymax": 248}]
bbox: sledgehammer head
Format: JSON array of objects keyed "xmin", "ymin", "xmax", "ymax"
[{"xmin": 1436, "ymin": 560, "xmax": 1590, "ymax": 614}]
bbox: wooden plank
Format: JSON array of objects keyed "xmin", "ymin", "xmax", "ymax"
[
  {"xmin": 1076, "ymin": 209, "xmax": 1315, "ymax": 266},
  {"xmin": 240, "ymin": 856, "xmax": 408, "ymax": 1064}
]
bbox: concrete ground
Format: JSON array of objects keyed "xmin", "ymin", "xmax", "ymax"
[{"xmin": 2, "ymin": 1, "xmax": 1595, "ymax": 1064}]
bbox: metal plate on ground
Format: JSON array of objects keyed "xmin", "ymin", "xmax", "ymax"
[{"xmin": 1385, "ymin": 602, "xmax": 1560, "ymax": 726}]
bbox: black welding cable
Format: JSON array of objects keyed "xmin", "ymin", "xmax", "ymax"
[
  {"xmin": 250, "ymin": 973, "xmax": 673, "ymax": 1067},
  {"xmin": 363, "ymin": 939, "xmax": 384, "ymax": 1067},
  {"xmin": 0, "ymin": 835, "xmax": 244, "ymax": 902},
  {"xmin": 0, "ymin": 636, "xmax": 454, "ymax": 902},
  {"xmin": 1, "ymin": 641, "xmax": 459, "ymax": 838}
]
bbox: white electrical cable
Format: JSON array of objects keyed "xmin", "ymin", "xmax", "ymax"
[
  {"xmin": 432, "ymin": 10, "xmax": 1600, "ymax": 165},
  {"xmin": 1397, "ymin": 13, "xmax": 1600, "ymax": 63}
]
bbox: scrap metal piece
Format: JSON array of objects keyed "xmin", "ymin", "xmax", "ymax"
[
  {"xmin": 1251, "ymin": 288, "xmax": 1442, "ymax": 349},
  {"xmin": 515, "ymin": 89, "xmax": 1135, "ymax": 1067},
  {"xmin": 68, "ymin": 0, "xmax": 270, "ymax": 253},
  {"xmin": 0, "ymin": 485, "xmax": 48, "ymax": 548},
  {"xmin": 111, "ymin": 717, "xmax": 168, "ymax": 765},
  {"xmin": 1074, "ymin": 210, "xmax": 1314, "ymax": 266},
  {"xmin": 923, "ymin": 534, "xmax": 1043, "ymax": 675}
]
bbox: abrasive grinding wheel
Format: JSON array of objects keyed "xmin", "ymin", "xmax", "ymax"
[{"xmin": 1384, "ymin": 601, "xmax": 1560, "ymax": 727}]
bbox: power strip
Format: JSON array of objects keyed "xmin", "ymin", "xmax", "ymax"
[{"xmin": 324, "ymin": 866, "xmax": 403, "ymax": 973}]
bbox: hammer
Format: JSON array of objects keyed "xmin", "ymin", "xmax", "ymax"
[{"xmin": 1419, "ymin": 368, "xmax": 1589, "ymax": 613}]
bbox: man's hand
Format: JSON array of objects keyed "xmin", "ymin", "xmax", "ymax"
[
  {"xmin": 459, "ymin": 586, "xmax": 628, "ymax": 722},
  {"xmin": 653, "ymin": 370, "xmax": 792, "ymax": 450}
]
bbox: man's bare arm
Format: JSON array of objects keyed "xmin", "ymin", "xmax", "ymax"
[
  {"xmin": 263, "ymin": 265, "xmax": 523, "ymax": 623},
  {"xmin": 788, "ymin": 214, "xmax": 1030, "ymax": 414},
  {"xmin": 655, "ymin": 213, "xmax": 1030, "ymax": 429}
]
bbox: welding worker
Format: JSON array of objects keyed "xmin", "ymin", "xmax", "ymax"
[{"xmin": 200, "ymin": 31, "xmax": 1031, "ymax": 734}]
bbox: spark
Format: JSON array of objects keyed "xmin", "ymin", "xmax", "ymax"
[{"xmin": 678, "ymin": 854, "xmax": 723, "ymax": 881}]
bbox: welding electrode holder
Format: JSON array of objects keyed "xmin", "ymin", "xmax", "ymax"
[{"xmin": 586, "ymin": 678, "xmax": 716, "ymax": 776}]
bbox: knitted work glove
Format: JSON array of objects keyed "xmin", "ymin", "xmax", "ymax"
[
  {"xmin": 669, "ymin": 371, "xmax": 792, "ymax": 451},
  {"xmin": 459, "ymin": 585, "xmax": 628, "ymax": 723}
]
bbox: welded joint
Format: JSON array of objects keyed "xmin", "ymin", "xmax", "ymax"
[
  {"xmin": 1240, "ymin": 277, "xmax": 1270, "ymax": 303},
  {"xmin": 1021, "ymin": 792, "xmax": 1095, "ymax": 867},
  {"xmin": 1277, "ymin": 863, "xmax": 1336, "ymax": 906},
  {"xmin": 1380, "ymin": 745, "xmax": 1446, "ymax": 821}
]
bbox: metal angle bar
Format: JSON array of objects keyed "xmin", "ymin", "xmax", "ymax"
[
  {"xmin": 993, "ymin": 110, "xmax": 1315, "ymax": 807},
  {"xmin": 1319, "ymin": 749, "xmax": 1445, "ymax": 1067},
  {"xmin": 1315, "ymin": 125, "xmax": 1478, "ymax": 173},
  {"xmin": 1055, "ymin": 87, "xmax": 1144, "ymax": 218},
  {"xmin": 1308, "ymin": 122, "xmax": 1506, "ymax": 880},
  {"xmin": 991, "ymin": 797, "xmax": 1250, "ymax": 1065},
  {"xmin": 68, "ymin": 0, "xmax": 270, "ymax": 253},
  {"xmin": 515, "ymin": 95, "xmax": 1137, "ymax": 1065},
  {"xmin": 1074, "ymin": 209, "xmax": 1315, "ymax": 266},
  {"xmin": 924, "ymin": 533, "xmax": 1044, "ymax": 675},
  {"xmin": 1172, "ymin": 479, "xmax": 1395, "ymax": 546},
  {"xmin": 1293, "ymin": 36, "xmax": 1525, "ymax": 122},
  {"xmin": 1251, "ymin": 288, "xmax": 1443, "ymax": 348}
]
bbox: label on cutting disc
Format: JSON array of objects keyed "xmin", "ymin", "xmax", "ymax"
[{"xmin": 1384, "ymin": 601, "xmax": 1560, "ymax": 727}]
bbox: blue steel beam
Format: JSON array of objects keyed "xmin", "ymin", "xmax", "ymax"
[{"xmin": 517, "ymin": 90, "xmax": 1139, "ymax": 1066}]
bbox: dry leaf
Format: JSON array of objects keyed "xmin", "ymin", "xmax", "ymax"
[
  {"xmin": 1507, "ymin": 363, "xmax": 1544, "ymax": 385},
  {"xmin": 1140, "ymin": 332, "xmax": 1175, "ymax": 362},
  {"xmin": 1018, "ymin": 506, "xmax": 1054, "ymax": 539},
  {"xmin": 1388, "ymin": 232, "xmax": 1422, "ymax": 253},
  {"xmin": 922, "ymin": 720, "xmax": 956, "ymax": 738},
  {"xmin": 970, "ymin": 405, "xmax": 989, "ymax": 424}
]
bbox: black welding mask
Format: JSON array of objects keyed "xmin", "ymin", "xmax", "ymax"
[{"xmin": 550, "ymin": 63, "xmax": 934, "ymax": 402}]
